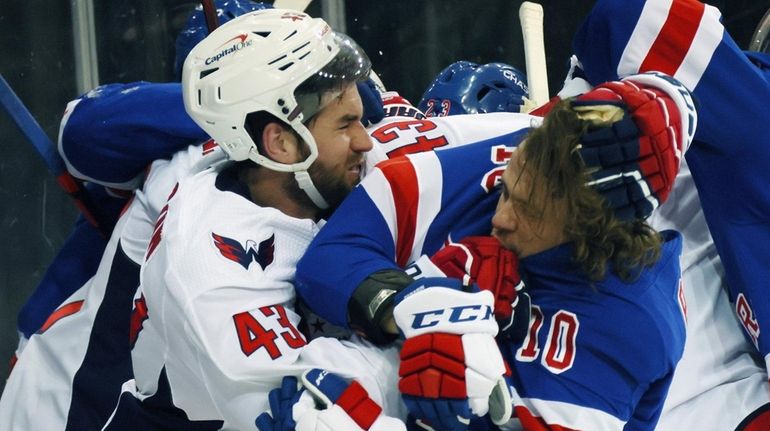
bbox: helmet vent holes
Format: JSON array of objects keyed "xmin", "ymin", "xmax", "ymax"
[
  {"xmin": 197, "ymin": 89, "xmax": 202, "ymax": 106},
  {"xmin": 268, "ymin": 54, "xmax": 288, "ymax": 65},
  {"xmin": 292, "ymin": 41, "xmax": 311, "ymax": 53},
  {"xmin": 278, "ymin": 62, "xmax": 294, "ymax": 71},
  {"xmin": 253, "ymin": 31, "xmax": 271, "ymax": 38},
  {"xmin": 297, "ymin": 52, "xmax": 310, "ymax": 60},
  {"xmin": 477, "ymin": 87, "xmax": 491, "ymax": 100},
  {"xmin": 283, "ymin": 30, "xmax": 298, "ymax": 41},
  {"xmin": 199, "ymin": 67, "xmax": 219, "ymax": 79},
  {"xmin": 217, "ymin": 87, "xmax": 222, "ymax": 100}
]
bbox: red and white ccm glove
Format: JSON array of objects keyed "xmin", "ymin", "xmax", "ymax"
[{"xmin": 392, "ymin": 277, "xmax": 512, "ymax": 430}]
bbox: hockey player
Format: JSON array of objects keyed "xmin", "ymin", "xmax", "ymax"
[
  {"xmin": 96, "ymin": 10, "xmax": 414, "ymax": 430},
  {"xmin": 496, "ymin": 99, "xmax": 685, "ymax": 430},
  {"xmin": 571, "ymin": 0, "xmax": 770, "ymax": 428}
]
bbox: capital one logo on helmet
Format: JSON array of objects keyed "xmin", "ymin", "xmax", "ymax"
[{"xmin": 204, "ymin": 34, "xmax": 254, "ymax": 66}]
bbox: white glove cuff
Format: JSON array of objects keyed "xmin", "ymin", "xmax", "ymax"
[{"xmin": 404, "ymin": 255, "xmax": 448, "ymax": 280}]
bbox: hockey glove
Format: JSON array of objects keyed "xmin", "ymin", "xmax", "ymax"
[
  {"xmin": 426, "ymin": 236, "xmax": 531, "ymax": 343},
  {"xmin": 393, "ymin": 277, "xmax": 512, "ymax": 430},
  {"xmin": 571, "ymin": 71, "xmax": 697, "ymax": 221},
  {"xmin": 256, "ymin": 376, "xmax": 303, "ymax": 431},
  {"xmin": 357, "ymin": 79, "xmax": 385, "ymax": 127},
  {"xmin": 256, "ymin": 370, "xmax": 406, "ymax": 431}
]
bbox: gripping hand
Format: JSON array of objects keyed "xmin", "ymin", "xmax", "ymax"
[
  {"xmin": 427, "ymin": 236, "xmax": 530, "ymax": 343},
  {"xmin": 255, "ymin": 376, "xmax": 303, "ymax": 431},
  {"xmin": 571, "ymin": 71, "xmax": 697, "ymax": 220},
  {"xmin": 429, "ymin": 236, "xmax": 521, "ymax": 321},
  {"xmin": 393, "ymin": 278, "xmax": 512, "ymax": 430},
  {"xmin": 357, "ymin": 78, "xmax": 385, "ymax": 127}
]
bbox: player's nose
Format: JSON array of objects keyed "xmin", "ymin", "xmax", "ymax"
[
  {"xmin": 351, "ymin": 122, "xmax": 373, "ymax": 152},
  {"xmin": 492, "ymin": 202, "xmax": 517, "ymax": 233}
]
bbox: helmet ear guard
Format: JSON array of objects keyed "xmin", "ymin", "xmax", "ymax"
[
  {"xmin": 418, "ymin": 61, "xmax": 530, "ymax": 116},
  {"xmin": 182, "ymin": 9, "xmax": 371, "ymax": 209}
]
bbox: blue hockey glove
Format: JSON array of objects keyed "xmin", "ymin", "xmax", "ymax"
[
  {"xmin": 255, "ymin": 376, "xmax": 303, "ymax": 431},
  {"xmin": 357, "ymin": 79, "xmax": 385, "ymax": 127},
  {"xmin": 258, "ymin": 369, "xmax": 406, "ymax": 431}
]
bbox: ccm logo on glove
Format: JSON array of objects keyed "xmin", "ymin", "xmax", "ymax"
[{"xmin": 410, "ymin": 305, "xmax": 494, "ymax": 330}]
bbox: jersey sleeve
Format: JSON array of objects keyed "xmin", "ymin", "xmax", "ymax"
[
  {"xmin": 58, "ymin": 82, "xmax": 208, "ymax": 189},
  {"xmin": 574, "ymin": 0, "xmax": 770, "ymax": 376},
  {"xmin": 296, "ymin": 135, "xmax": 524, "ymax": 328}
]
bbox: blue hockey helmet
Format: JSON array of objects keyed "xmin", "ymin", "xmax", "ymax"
[
  {"xmin": 418, "ymin": 61, "xmax": 529, "ymax": 116},
  {"xmin": 174, "ymin": 0, "xmax": 272, "ymax": 80}
]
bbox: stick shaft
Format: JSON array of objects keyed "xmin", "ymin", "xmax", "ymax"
[{"xmin": 519, "ymin": 2, "xmax": 549, "ymax": 107}]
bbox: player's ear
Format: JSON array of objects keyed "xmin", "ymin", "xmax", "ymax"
[{"xmin": 261, "ymin": 122, "xmax": 301, "ymax": 163}]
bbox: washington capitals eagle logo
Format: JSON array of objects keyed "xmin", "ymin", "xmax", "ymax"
[{"xmin": 212, "ymin": 232, "xmax": 275, "ymax": 270}]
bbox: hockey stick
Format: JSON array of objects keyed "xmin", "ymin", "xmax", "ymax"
[
  {"xmin": 519, "ymin": 2, "xmax": 549, "ymax": 108},
  {"xmin": 200, "ymin": 0, "xmax": 219, "ymax": 32},
  {"xmin": 0, "ymin": 73, "xmax": 113, "ymax": 237}
]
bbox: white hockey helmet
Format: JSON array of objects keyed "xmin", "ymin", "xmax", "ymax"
[{"xmin": 182, "ymin": 9, "xmax": 371, "ymax": 209}]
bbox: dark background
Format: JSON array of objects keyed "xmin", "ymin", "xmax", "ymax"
[{"xmin": 2, "ymin": 0, "xmax": 769, "ymax": 391}]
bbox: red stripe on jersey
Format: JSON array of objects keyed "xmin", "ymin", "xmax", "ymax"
[
  {"xmin": 640, "ymin": 0, "xmax": 705, "ymax": 75},
  {"xmin": 513, "ymin": 405, "xmax": 579, "ymax": 431},
  {"xmin": 37, "ymin": 300, "xmax": 85, "ymax": 334},
  {"xmin": 379, "ymin": 158, "xmax": 419, "ymax": 267}
]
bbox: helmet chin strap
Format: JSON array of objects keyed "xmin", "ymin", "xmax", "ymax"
[{"xmin": 294, "ymin": 170, "xmax": 329, "ymax": 210}]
